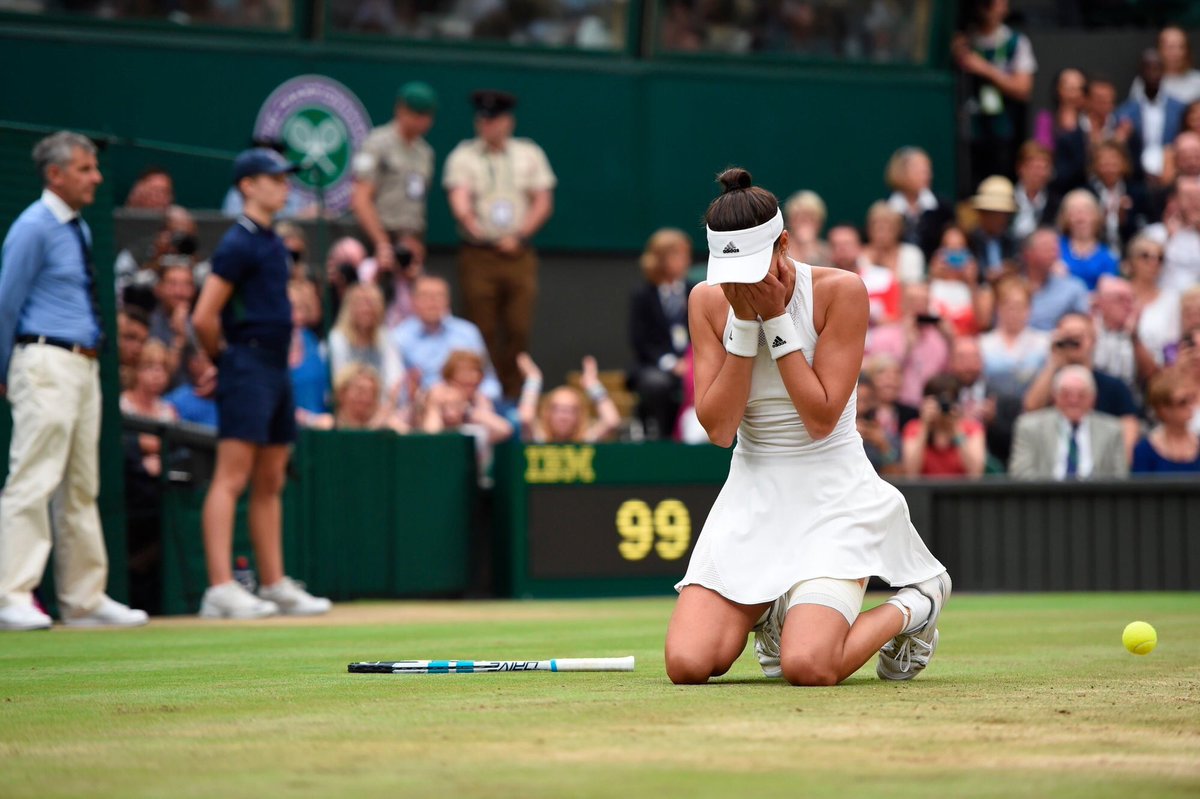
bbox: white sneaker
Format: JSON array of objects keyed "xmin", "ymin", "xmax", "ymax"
[
  {"xmin": 200, "ymin": 581, "xmax": 279, "ymax": 619},
  {"xmin": 876, "ymin": 571, "xmax": 952, "ymax": 681},
  {"xmin": 63, "ymin": 596, "xmax": 149, "ymax": 628},
  {"xmin": 257, "ymin": 577, "xmax": 331, "ymax": 616},
  {"xmin": 752, "ymin": 596, "xmax": 787, "ymax": 678},
  {"xmin": 0, "ymin": 602, "xmax": 53, "ymax": 631}
]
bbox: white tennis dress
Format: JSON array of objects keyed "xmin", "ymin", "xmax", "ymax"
[{"xmin": 676, "ymin": 260, "xmax": 945, "ymax": 604}]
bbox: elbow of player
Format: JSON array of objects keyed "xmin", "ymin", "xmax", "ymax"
[
  {"xmin": 707, "ymin": 432, "xmax": 735, "ymax": 449},
  {"xmin": 698, "ymin": 415, "xmax": 735, "ymax": 448},
  {"xmin": 805, "ymin": 417, "xmax": 836, "ymax": 441}
]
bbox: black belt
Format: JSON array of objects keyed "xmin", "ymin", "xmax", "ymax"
[{"xmin": 16, "ymin": 335, "xmax": 99, "ymax": 359}]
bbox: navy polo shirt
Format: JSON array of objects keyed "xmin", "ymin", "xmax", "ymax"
[{"xmin": 210, "ymin": 215, "xmax": 292, "ymax": 355}]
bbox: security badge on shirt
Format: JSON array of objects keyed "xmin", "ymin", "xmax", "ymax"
[
  {"xmin": 482, "ymin": 194, "xmax": 518, "ymax": 238},
  {"xmin": 405, "ymin": 172, "xmax": 425, "ymax": 201},
  {"xmin": 353, "ymin": 151, "xmax": 426, "ymax": 201}
]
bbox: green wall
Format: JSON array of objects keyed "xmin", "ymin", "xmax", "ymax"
[{"xmin": 0, "ymin": 24, "xmax": 956, "ymax": 252}]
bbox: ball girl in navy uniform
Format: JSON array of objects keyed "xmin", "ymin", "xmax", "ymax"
[{"xmin": 665, "ymin": 169, "xmax": 951, "ymax": 686}]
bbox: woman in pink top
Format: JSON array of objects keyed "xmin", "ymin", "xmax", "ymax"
[{"xmin": 866, "ymin": 282, "xmax": 951, "ymax": 407}]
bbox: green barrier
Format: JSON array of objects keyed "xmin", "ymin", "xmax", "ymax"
[
  {"xmin": 494, "ymin": 440, "xmax": 1200, "ymax": 597},
  {"xmin": 159, "ymin": 429, "xmax": 477, "ymax": 614},
  {"xmin": 494, "ymin": 440, "xmax": 732, "ymax": 599}
]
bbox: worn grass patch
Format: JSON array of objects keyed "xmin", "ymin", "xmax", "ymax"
[{"xmin": 1, "ymin": 593, "xmax": 1197, "ymax": 798}]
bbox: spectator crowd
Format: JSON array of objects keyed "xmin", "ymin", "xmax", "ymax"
[
  {"xmin": 7, "ymin": 8, "xmax": 1200, "ymax": 629},
  {"xmin": 106, "ymin": 17, "xmax": 1200, "ymax": 486}
]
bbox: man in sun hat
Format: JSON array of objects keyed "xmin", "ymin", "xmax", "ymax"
[
  {"xmin": 968, "ymin": 174, "xmax": 1020, "ymax": 279},
  {"xmin": 351, "ymin": 80, "xmax": 438, "ymax": 275}
]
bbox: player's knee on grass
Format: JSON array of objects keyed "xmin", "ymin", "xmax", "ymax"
[
  {"xmin": 665, "ymin": 647, "xmax": 735, "ymax": 685},
  {"xmin": 780, "ymin": 649, "xmax": 839, "ymax": 687}
]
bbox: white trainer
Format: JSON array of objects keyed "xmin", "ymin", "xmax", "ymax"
[
  {"xmin": 63, "ymin": 596, "xmax": 149, "ymax": 628},
  {"xmin": 752, "ymin": 596, "xmax": 787, "ymax": 678},
  {"xmin": 258, "ymin": 577, "xmax": 331, "ymax": 617},
  {"xmin": 0, "ymin": 602, "xmax": 53, "ymax": 631},
  {"xmin": 876, "ymin": 571, "xmax": 952, "ymax": 681},
  {"xmin": 200, "ymin": 581, "xmax": 279, "ymax": 619}
]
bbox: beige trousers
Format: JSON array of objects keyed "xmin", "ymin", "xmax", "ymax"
[{"xmin": 0, "ymin": 344, "xmax": 108, "ymax": 616}]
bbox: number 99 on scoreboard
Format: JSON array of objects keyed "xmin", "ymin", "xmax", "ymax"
[
  {"xmin": 525, "ymin": 484, "xmax": 720, "ymax": 581},
  {"xmin": 614, "ymin": 498, "xmax": 691, "ymax": 562}
]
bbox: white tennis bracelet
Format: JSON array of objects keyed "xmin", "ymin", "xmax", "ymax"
[
  {"xmin": 725, "ymin": 318, "xmax": 760, "ymax": 358},
  {"xmin": 762, "ymin": 314, "xmax": 801, "ymax": 360}
]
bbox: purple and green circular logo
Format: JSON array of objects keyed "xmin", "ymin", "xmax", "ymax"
[{"xmin": 255, "ymin": 75, "xmax": 371, "ymax": 211}]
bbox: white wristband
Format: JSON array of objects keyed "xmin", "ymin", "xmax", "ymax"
[
  {"xmin": 725, "ymin": 318, "xmax": 760, "ymax": 358},
  {"xmin": 762, "ymin": 314, "xmax": 801, "ymax": 360}
]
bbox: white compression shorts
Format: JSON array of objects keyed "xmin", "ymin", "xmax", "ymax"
[{"xmin": 784, "ymin": 577, "xmax": 868, "ymax": 626}]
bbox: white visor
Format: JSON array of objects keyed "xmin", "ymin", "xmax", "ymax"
[{"xmin": 705, "ymin": 208, "xmax": 784, "ymax": 285}]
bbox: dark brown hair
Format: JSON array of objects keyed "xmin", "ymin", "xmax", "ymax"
[{"xmin": 705, "ymin": 168, "xmax": 780, "ymax": 233}]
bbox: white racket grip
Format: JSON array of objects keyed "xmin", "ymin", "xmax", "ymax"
[{"xmin": 549, "ymin": 656, "xmax": 635, "ymax": 672}]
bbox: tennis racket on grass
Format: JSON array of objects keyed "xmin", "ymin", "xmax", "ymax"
[{"xmin": 348, "ymin": 656, "xmax": 635, "ymax": 674}]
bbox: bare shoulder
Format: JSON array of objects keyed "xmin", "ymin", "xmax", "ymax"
[
  {"xmin": 689, "ymin": 281, "xmax": 724, "ymax": 306},
  {"xmin": 689, "ymin": 282, "xmax": 727, "ymax": 315},
  {"xmin": 811, "ymin": 266, "xmax": 868, "ymax": 302},
  {"xmin": 809, "ymin": 266, "xmax": 867, "ymax": 333}
]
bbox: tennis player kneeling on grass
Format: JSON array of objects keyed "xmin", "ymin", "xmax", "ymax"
[
  {"xmin": 665, "ymin": 168, "xmax": 951, "ymax": 686},
  {"xmin": 190, "ymin": 149, "xmax": 331, "ymax": 619}
]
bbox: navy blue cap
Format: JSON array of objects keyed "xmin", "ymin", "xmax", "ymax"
[
  {"xmin": 471, "ymin": 90, "xmax": 517, "ymax": 119},
  {"xmin": 231, "ymin": 148, "xmax": 299, "ymax": 184}
]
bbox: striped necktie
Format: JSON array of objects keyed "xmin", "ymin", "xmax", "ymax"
[
  {"xmin": 68, "ymin": 217, "xmax": 105, "ymax": 350},
  {"xmin": 1065, "ymin": 422, "xmax": 1080, "ymax": 477},
  {"xmin": 661, "ymin": 285, "xmax": 684, "ymax": 324}
]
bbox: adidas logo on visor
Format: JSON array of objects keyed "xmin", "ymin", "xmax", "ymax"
[{"xmin": 723, "ymin": 242, "xmax": 740, "ymax": 254}]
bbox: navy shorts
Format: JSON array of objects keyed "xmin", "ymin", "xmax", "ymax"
[{"xmin": 216, "ymin": 344, "xmax": 296, "ymax": 445}]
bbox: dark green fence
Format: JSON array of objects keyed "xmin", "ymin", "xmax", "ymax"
[
  {"xmin": 495, "ymin": 443, "xmax": 1200, "ymax": 598},
  {"xmin": 158, "ymin": 428, "xmax": 476, "ymax": 615}
]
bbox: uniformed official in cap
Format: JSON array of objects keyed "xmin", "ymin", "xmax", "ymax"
[
  {"xmin": 443, "ymin": 89, "xmax": 556, "ymax": 398},
  {"xmin": 351, "ymin": 80, "xmax": 438, "ymax": 279},
  {"xmin": 471, "ymin": 89, "xmax": 516, "ymax": 118}
]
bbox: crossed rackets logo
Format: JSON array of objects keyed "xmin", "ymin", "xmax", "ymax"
[{"xmin": 282, "ymin": 109, "xmax": 351, "ymax": 186}]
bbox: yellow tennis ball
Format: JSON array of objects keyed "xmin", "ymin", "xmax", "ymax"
[{"xmin": 1123, "ymin": 621, "xmax": 1157, "ymax": 655}]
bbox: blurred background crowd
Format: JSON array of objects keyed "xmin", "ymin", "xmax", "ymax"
[{"xmin": 106, "ymin": 13, "xmax": 1200, "ymax": 490}]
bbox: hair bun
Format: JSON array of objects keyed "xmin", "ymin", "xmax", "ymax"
[{"xmin": 717, "ymin": 167, "xmax": 753, "ymax": 194}]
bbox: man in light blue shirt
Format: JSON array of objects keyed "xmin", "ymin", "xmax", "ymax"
[
  {"xmin": 0, "ymin": 130, "xmax": 148, "ymax": 631},
  {"xmin": 1023, "ymin": 227, "xmax": 1091, "ymax": 331},
  {"xmin": 392, "ymin": 274, "xmax": 501, "ymax": 401}
]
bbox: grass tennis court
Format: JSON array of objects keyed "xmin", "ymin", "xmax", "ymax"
[{"xmin": 2, "ymin": 593, "xmax": 1198, "ymax": 799}]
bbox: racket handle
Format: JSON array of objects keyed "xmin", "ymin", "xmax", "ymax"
[{"xmin": 551, "ymin": 656, "xmax": 635, "ymax": 672}]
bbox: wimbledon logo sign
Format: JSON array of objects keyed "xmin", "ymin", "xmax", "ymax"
[{"xmin": 254, "ymin": 75, "xmax": 371, "ymax": 212}]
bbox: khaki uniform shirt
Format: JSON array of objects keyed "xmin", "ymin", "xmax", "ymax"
[
  {"xmin": 442, "ymin": 137, "xmax": 556, "ymax": 244},
  {"xmin": 352, "ymin": 124, "xmax": 434, "ymax": 235}
]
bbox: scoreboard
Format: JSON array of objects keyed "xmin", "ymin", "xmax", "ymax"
[{"xmin": 495, "ymin": 441, "xmax": 733, "ymax": 598}]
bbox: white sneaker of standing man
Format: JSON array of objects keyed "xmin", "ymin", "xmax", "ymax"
[
  {"xmin": 200, "ymin": 580, "xmax": 279, "ymax": 619},
  {"xmin": 63, "ymin": 596, "xmax": 149, "ymax": 628},
  {"xmin": 0, "ymin": 601, "xmax": 53, "ymax": 631},
  {"xmin": 258, "ymin": 577, "xmax": 331, "ymax": 616}
]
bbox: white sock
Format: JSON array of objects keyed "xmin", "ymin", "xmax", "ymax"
[{"xmin": 887, "ymin": 588, "xmax": 932, "ymax": 634}]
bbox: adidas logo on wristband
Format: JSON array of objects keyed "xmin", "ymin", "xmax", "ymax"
[{"xmin": 771, "ymin": 336, "xmax": 787, "ymax": 348}]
